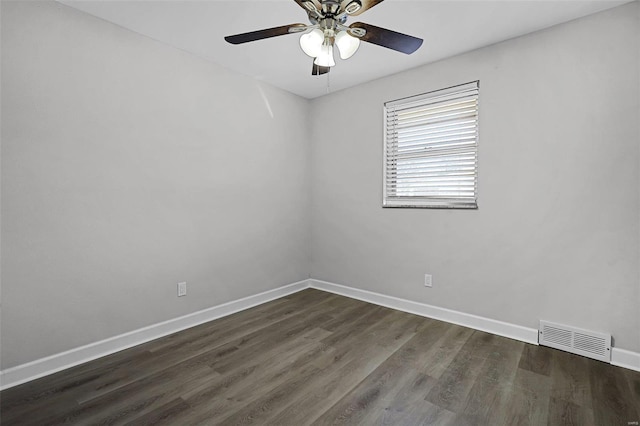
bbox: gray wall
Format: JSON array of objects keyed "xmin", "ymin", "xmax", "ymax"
[
  {"xmin": 1, "ymin": 1, "xmax": 310, "ymax": 369},
  {"xmin": 310, "ymin": 2, "xmax": 640, "ymax": 352}
]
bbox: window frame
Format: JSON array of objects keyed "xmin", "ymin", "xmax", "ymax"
[{"xmin": 383, "ymin": 81, "xmax": 479, "ymax": 209}]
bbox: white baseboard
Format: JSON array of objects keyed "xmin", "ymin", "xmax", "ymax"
[
  {"xmin": 0, "ymin": 279, "xmax": 310, "ymax": 390},
  {"xmin": 611, "ymin": 347, "xmax": 640, "ymax": 372},
  {"xmin": 309, "ymin": 279, "xmax": 540, "ymax": 345},
  {"xmin": 3, "ymin": 277, "xmax": 638, "ymax": 390}
]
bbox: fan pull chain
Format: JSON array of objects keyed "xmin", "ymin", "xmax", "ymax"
[{"xmin": 326, "ymin": 71, "xmax": 331, "ymax": 94}]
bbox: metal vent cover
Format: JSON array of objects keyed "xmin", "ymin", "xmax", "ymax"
[{"xmin": 539, "ymin": 320, "xmax": 611, "ymax": 362}]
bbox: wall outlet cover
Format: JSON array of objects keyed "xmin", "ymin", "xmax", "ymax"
[
  {"xmin": 424, "ymin": 274, "xmax": 432, "ymax": 287},
  {"xmin": 178, "ymin": 282, "xmax": 187, "ymax": 297}
]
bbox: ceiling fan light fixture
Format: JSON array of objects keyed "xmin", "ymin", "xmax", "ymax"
[
  {"xmin": 335, "ymin": 30, "xmax": 360, "ymax": 59},
  {"xmin": 314, "ymin": 43, "xmax": 335, "ymax": 67},
  {"xmin": 299, "ymin": 29, "xmax": 324, "ymax": 58}
]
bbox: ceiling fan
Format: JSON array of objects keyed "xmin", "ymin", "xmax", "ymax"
[{"xmin": 224, "ymin": 0, "xmax": 423, "ymax": 75}]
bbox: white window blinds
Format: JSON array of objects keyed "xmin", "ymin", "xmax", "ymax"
[{"xmin": 384, "ymin": 81, "xmax": 479, "ymax": 208}]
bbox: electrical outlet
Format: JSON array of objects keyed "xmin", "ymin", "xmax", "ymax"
[
  {"xmin": 177, "ymin": 282, "xmax": 187, "ymax": 297},
  {"xmin": 424, "ymin": 274, "xmax": 432, "ymax": 287}
]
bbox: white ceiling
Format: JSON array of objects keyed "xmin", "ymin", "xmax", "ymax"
[{"xmin": 59, "ymin": 0, "xmax": 630, "ymax": 99}]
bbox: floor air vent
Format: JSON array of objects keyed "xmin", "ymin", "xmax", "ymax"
[{"xmin": 539, "ymin": 320, "xmax": 611, "ymax": 362}]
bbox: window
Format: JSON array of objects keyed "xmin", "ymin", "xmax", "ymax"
[{"xmin": 383, "ymin": 81, "xmax": 479, "ymax": 208}]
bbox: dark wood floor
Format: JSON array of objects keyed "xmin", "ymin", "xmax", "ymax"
[{"xmin": 1, "ymin": 289, "xmax": 639, "ymax": 425}]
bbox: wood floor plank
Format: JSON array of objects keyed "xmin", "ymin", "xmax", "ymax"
[
  {"xmin": 0, "ymin": 349, "xmax": 156, "ymax": 418},
  {"xmin": 627, "ymin": 371, "xmax": 640, "ymax": 413},
  {"xmin": 499, "ymin": 368, "xmax": 552, "ymax": 426},
  {"xmin": 589, "ymin": 358, "xmax": 640, "ymax": 425},
  {"xmin": 365, "ymin": 372, "xmax": 439, "ymax": 425},
  {"xmin": 306, "ymin": 317, "xmax": 452, "ymax": 425},
  {"xmin": 144, "ymin": 296, "xmax": 301, "ymax": 354},
  {"xmin": 315, "ymin": 364, "xmax": 425, "ymax": 425},
  {"xmin": 458, "ymin": 335, "xmax": 524, "ymax": 424},
  {"xmin": 518, "ymin": 343, "xmax": 554, "ymax": 376},
  {"xmin": 218, "ymin": 310, "xmax": 418, "ymax": 425},
  {"xmin": 405, "ymin": 400, "xmax": 459, "ymax": 426},
  {"xmin": 318, "ymin": 305, "xmax": 391, "ymax": 348},
  {"xmin": 146, "ymin": 289, "xmax": 336, "ymax": 358},
  {"xmin": 419, "ymin": 323, "xmax": 474, "ymax": 379},
  {"xmin": 77, "ymin": 293, "xmax": 340, "ymax": 405},
  {"xmin": 2, "ymin": 289, "xmax": 640, "ymax": 426},
  {"xmin": 319, "ymin": 299, "xmax": 374, "ymax": 332},
  {"xmin": 181, "ymin": 339, "xmax": 333, "ymax": 425},
  {"xmin": 121, "ymin": 331, "xmax": 332, "ymax": 424},
  {"xmin": 424, "ymin": 331, "xmax": 507, "ymax": 413},
  {"xmin": 179, "ymin": 328, "xmax": 332, "ymax": 413},
  {"xmin": 7, "ymin": 292, "xmax": 326, "ymax": 418},
  {"xmin": 41, "ymin": 363, "xmax": 218, "ymax": 425},
  {"xmin": 549, "ymin": 348, "xmax": 593, "ymax": 409},
  {"xmin": 122, "ymin": 397, "xmax": 191, "ymax": 426},
  {"xmin": 274, "ymin": 314, "xmax": 427, "ymax": 425},
  {"xmin": 546, "ymin": 397, "xmax": 595, "ymax": 426}
]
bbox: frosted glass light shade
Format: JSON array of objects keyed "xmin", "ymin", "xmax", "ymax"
[
  {"xmin": 299, "ymin": 29, "xmax": 324, "ymax": 58},
  {"xmin": 335, "ymin": 31, "xmax": 360, "ymax": 59},
  {"xmin": 314, "ymin": 43, "xmax": 335, "ymax": 67}
]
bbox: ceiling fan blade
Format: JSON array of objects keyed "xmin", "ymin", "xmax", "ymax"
[
  {"xmin": 225, "ymin": 24, "xmax": 307, "ymax": 45},
  {"xmin": 340, "ymin": 0, "xmax": 384, "ymax": 16},
  {"xmin": 312, "ymin": 61, "xmax": 330, "ymax": 76},
  {"xmin": 349, "ymin": 22, "xmax": 422, "ymax": 54},
  {"xmin": 293, "ymin": 0, "xmax": 322, "ymax": 14}
]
